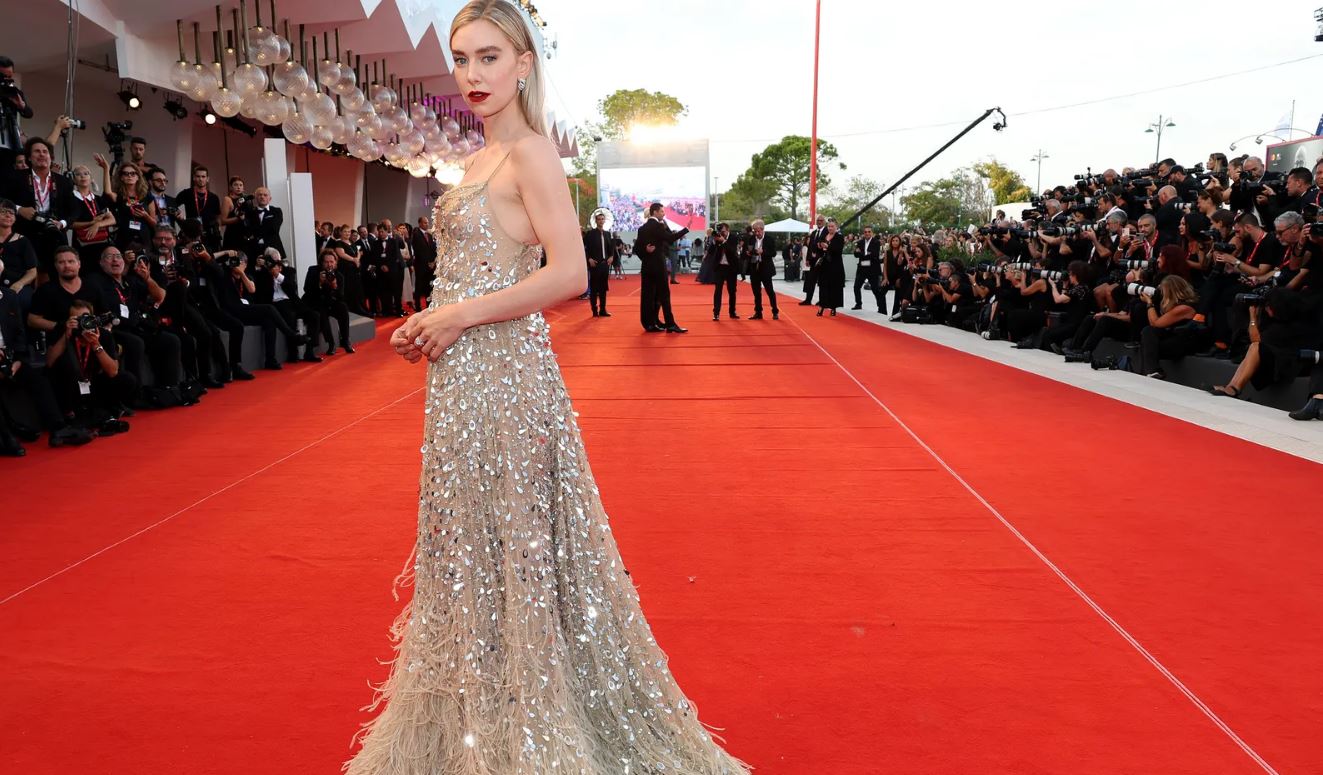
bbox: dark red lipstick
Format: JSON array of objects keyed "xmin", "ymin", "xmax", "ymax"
[{"xmin": 468, "ymin": 91, "xmax": 490, "ymax": 103}]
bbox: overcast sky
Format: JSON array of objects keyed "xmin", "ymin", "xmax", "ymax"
[{"xmin": 537, "ymin": 0, "xmax": 1323, "ymax": 205}]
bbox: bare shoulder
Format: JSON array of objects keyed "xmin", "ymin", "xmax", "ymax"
[{"xmin": 509, "ymin": 134, "xmax": 562, "ymax": 179}]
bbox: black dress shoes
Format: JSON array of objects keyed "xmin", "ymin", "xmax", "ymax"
[
  {"xmin": 1289, "ymin": 396, "xmax": 1323, "ymax": 421},
  {"xmin": 773, "ymin": 310, "xmax": 779, "ymax": 320},
  {"xmin": 302, "ymin": 352, "xmax": 324, "ymax": 363},
  {"xmin": 644, "ymin": 325, "xmax": 663, "ymax": 333},
  {"xmin": 798, "ymin": 300, "xmax": 814, "ymax": 306},
  {"xmin": 749, "ymin": 312, "xmax": 763, "ymax": 320},
  {"xmin": 664, "ymin": 325, "xmax": 688, "ymax": 333},
  {"xmin": 263, "ymin": 360, "xmax": 283, "ymax": 371},
  {"xmin": 851, "ymin": 304, "xmax": 863, "ymax": 310},
  {"xmin": 231, "ymin": 365, "xmax": 256, "ymax": 380},
  {"xmin": 343, "ymin": 343, "xmax": 356, "ymax": 354},
  {"xmin": 599, "ymin": 311, "xmax": 612, "ymax": 317},
  {"xmin": 9, "ymin": 421, "xmax": 39, "ymax": 443}
]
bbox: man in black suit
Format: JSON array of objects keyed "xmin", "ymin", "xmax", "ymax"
[
  {"xmin": 369, "ymin": 221, "xmax": 405, "ymax": 317},
  {"xmin": 582, "ymin": 211, "xmax": 617, "ymax": 317},
  {"xmin": 851, "ymin": 226, "xmax": 884, "ymax": 312},
  {"xmin": 7, "ymin": 137, "xmax": 73, "ymax": 280},
  {"xmin": 411, "ymin": 216, "xmax": 437, "ymax": 312},
  {"xmin": 304, "ymin": 249, "xmax": 354, "ymax": 355},
  {"xmin": 746, "ymin": 219, "xmax": 779, "ymax": 320},
  {"xmin": 243, "ymin": 187, "xmax": 287, "ymax": 264},
  {"xmin": 634, "ymin": 202, "xmax": 690, "ymax": 333},
  {"xmin": 710, "ymin": 223, "xmax": 740, "ymax": 320},
  {"xmin": 254, "ymin": 251, "xmax": 322, "ymax": 363},
  {"xmin": 800, "ymin": 214, "xmax": 827, "ymax": 305}
]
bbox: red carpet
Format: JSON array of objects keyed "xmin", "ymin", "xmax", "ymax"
[{"xmin": 1, "ymin": 274, "xmax": 1318, "ymax": 774}]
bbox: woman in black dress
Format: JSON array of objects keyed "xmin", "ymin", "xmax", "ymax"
[
  {"xmin": 219, "ymin": 176, "xmax": 249, "ymax": 253},
  {"xmin": 331, "ymin": 224, "xmax": 367, "ymax": 315},
  {"xmin": 815, "ymin": 218, "xmax": 846, "ymax": 316}
]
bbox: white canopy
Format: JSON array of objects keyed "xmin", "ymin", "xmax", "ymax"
[{"xmin": 763, "ymin": 218, "xmax": 812, "ymax": 233}]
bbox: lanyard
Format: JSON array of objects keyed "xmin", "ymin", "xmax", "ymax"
[
  {"xmin": 73, "ymin": 338, "xmax": 95, "ymax": 379},
  {"xmin": 114, "ymin": 282, "xmax": 128, "ymax": 305},
  {"xmin": 1245, "ymin": 234, "xmax": 1265, "ymax": 265},
  {"xmin": 33, "ymin": 174, "xmax": 52, "ymax": 212},
  {"xmin": 193, "ymin": 189, "xmax": 209, "ymax": 217}
]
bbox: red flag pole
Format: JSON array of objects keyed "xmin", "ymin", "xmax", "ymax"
[{"xmin": 808, "ymin": 0, "xmax": 821, "ymax": 223}]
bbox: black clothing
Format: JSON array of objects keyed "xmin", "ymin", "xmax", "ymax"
[
  {"xmin": 68, "ymin": 191, "xmax": 115, "ymax": 265},
  {"xmin": 0, "ymin": 232, "xmax": 37, "ymax": 291},
  {"xmin": 110, "ymin": 197, "xmax": 154, "ymax": 253},
  {"xmin": 29, "ymin": 279, "xmax": 99, "ymax": 327},
  {"xmin": 634, "ymin": 218, "xmax": 688, "ymax": 329},
  {"xmin": 711, "ymin": 236, "xmax": 740, "ymax": 316},
  {"xmin": 304, "ymin": 266, "xmax": 351, "ymax": 348},
  {"xmin": 368, "ymin": 234, "xmax": 406, "ymax": 316},
  {"xmin": 747, "ymin": 234, "xmax": 780, "ymax": 316},
  {"xmin": 412, "ymin": 227, "xmax": 438, "ymax": 310},
  {"xmin": 7, "ymin": 170, "xmax": 74, "ymax": 275},
  {"xmin": 221, "ymin": 194, "xmax": 251, "ymax": 252},
  {"xmin": 176, "ymin": 188, "xmax": 222, "ymax": 250},
  {"xmin": 244, "ymin": 203, "xmax": 286, "ymax": 260},
  {"xmin": 814, "ymin": 232, "xmax": 846, "ymax": 310},
  {"xmin": 148, "ymin": 191, "xmax": 177, "ymax": 230},
  {"xmin": 256, "ymin": 268, "xmax": 320, "ymax": 356},
  {"xmin": 853, "ymin": 236, "xmax": 884, "ymax": 310},
  {"xmin": 1154, "ymin": 201, "xmax": 1184, "ymax": 250},
  {"xmin": 583, "ymin": 227, "xmax": 616, "ymax": 315}
]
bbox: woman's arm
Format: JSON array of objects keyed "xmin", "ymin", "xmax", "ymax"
[
  {"xmin": 404, "ymin": 136, "xmax": 586, "ymax": 362},
  {"xmin": 220, "ymin": 196, "xmax": 240, "ymax": 226},
  {"xmin": 142, "ymin": 198, "xmax": 159, "ymax": 228},
  {"xmin": 1146, "ymin": 301, "xmax": 1195, "ymax": 328}
]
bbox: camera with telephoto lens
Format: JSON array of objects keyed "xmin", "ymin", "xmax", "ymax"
[
  {"xmin": 102, "ymin": 120, "xmax": 133, "ymax": 165},
  {"xmin": 913, "ymin": 267, "xmax": 941, "ymax": 284},
  {"xmin": 321, "ymin": 268, "xmax": 337, "ymax": 283},
  {"xmin": 1030, "ymin": 269, "xmax": 1065, "ymax": 282},
  {"xmin": 1308, "ymin": 223, "xmax": 1323, "ymax": 237},
  {"xmin": 1126, "ymin": 283, "xmax": 1157, "ymax": 297},
  {"xmin": 76, "ymin": 311, "xmax": 114, "ymax": 333},
  {"xmin": 978, "ymin": 225, "xmax": 1011, "ymax": 236},
  {"xmin": 30, "ymin": 213, "xmax": 63, "ymax": 231},
  {"xmin": 66, "ymin": 118, "xmax": 86, "ymax": 130},
  {"xmin": 255, "ymin": 250, "xmax": 283, "ymax": 270},
  {"xmin": 1300, "ymin": 350, "xmax": 1322, "ymax": 365},
  {"xmin": 972, "ymin": 261, "xmax": 994, "ymax": 275},
  {"xmin": 1240, "ymin": 170, "xmax": 1285, "ymax": 197},
  {"xmin": 1212, "ymin": 241, "xmax": 1236, "ymax": 254},
  {"xmin": 1011, "ymin": 227, "xmax": 1039, "ymax": 240},
  {"xmin": 217, "ymin": 252, "xmax": 245, "ymax": 271},
  {"xmin": 1118, "ymin": 259, "xmax": 1150, "ymax": 270},
  {"xmin": 1233, "ymin": 286, "xmax": 1270, "ymax": 308},
  {"xmin": 1020, "ymin": 208, "xmax": 1041, "ymax": 221}
]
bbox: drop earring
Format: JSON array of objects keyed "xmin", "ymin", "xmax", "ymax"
[{"xmin": 518, "ymin": 78, "xmax": 527, "ymax": 93}]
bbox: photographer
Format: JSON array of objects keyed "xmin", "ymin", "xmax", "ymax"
[
  {"xmin": 97, "ymin": 156, "xmax": 157, "ymax": 253},
  {"xmin": 146, "ymin": 167, "xmax": 177, "ymax": 230},
  {"xmin": 0, "ymin": 198, "xmax": 37, "ymax": 309},
  {"xmin": 0, "ymin": 255, "xmax": 89, "ymax": 454},
  {"xmin": 1153, "ymin": 186, "xmax": 1184, "ymax": 250},
  {"xmin": 1256, "ymin": 166, "xmax": 1314, "ymax": 226},
  {"xmin": 220, "ymin": 176, "xmax": 250, "ymax": 253},
  {"xmin": 45, "ymin": 298, "xmax": 137, "ymax": 435},
  {"xmin": 176, "ymin": 222, "xmax": 255, "ymax": 382},
  {"xmin": 851, "ymin": 226, "xmax": 884, "ymax": 313},
  {"xmin": 176, "ymin": 165, "xmax": 222, "ymax": 251},
  {"xmin": 6, "ymin": 137, "xmax": 73, "ymax": 279},
  {"xmin": 303, "ymin": 248, "xmax": 354, "ymax": 355},
  {"xmin": 1208, "ymin": 288, "xmax": 1319, "ymax": 399},
  {"xmin": 253, "ymin": 248, "xmax": 321, "ymax": 363},
  {"xmin": 67, "ymin": 163, "xmax": 116, "ymax": 268},
  {"xmin": 210, "ymin": 245, "xmax": 306, "ymax": 371},
  {"xmin": 0, "ymin": 55, "xmax": 33, "ymax": 174},
  {"xmin": 85, "ymin": 244, "xmax": 185, "ymax": 393},
  {"xmin": 27, "ymin": 246, "xmax": 99, "ymax": 337},
  {"xmin": 1227, "ymin": 156, "xmax": 1267, "ymax": 217},
  {"xmin": 1136, "ymin": 276, "xmax": 1202, "ymax": 379},
  {"xmin": 1005, "ymin": 263, "xmax": 1051, "ymax": 346},
  {"xmin": 1033, "ymin": 261, "xmax": 1094, "ymax": 353},
  {"xmin": 710, "ymin": 222, "xmax": 740, "ymax": 320},
  {"xmin": 922, "ymin": 261, "xmax": 975, "ymax": 327},
  {"xmin": 148, "ymin": 225, "xmax": 225, "ymax": 388}
]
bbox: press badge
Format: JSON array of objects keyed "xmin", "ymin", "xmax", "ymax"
[
  {"xmin": 119, "ymin": 304, "xmax": 130, "ymax": 318},
  {"xmin": 78, "ymin": 380, "xmax": 92, "ymax": 396},
  {"xmin": 129, "ymin": 221, "xmax": 142, "ymax": 231}
]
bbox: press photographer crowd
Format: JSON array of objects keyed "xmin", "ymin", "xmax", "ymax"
[
  {"xmin": 810, "ymin": 151, "xmax": 1323, "ymax": 422},
  {"xmin": 0, "ymin": 55, "xmax": 442, "ymax": 457}
]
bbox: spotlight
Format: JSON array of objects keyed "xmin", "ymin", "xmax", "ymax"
[
  {"xmin": 200, "ymin": 108, "xmax": 217, "ymax": 125},
  {"xmin": 163, "ymin": 97, "xmax": 188, "ymax": 120},
  {"xmin": 117, "ymin": 89, "xmax": 141, "ymax": 110}
]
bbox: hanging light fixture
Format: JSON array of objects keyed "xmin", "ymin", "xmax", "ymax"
[
  {"xmin": 208, "ymin": 20, "xmax": 244, "ymax": 119},
  {"xmin": 230, "ymin": 5, "xmax": 269, "ymax": 97},
  {"xmin": 186, "ymin": 22, "xmax": 219, "ymax": 102}
]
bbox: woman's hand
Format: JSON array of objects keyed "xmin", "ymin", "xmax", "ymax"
[
  {"xmin": 389, "ymin": 325, "xmax": 424, "ymax": 363},
  {"xmin": 398, "ymin": 306, "xmax": 467, "ymax": 363}
]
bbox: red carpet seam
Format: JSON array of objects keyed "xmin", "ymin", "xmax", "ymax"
[
  {"xmin": 0, "ymin": 387, "xmax": 424, "ymax": 608},
  {"xmin": 784, "ymin": 316, "xmax": 1281, "ymax": 775}
]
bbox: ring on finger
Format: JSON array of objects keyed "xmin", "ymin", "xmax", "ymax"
[{"xmin": 413, "ymin": 336, "xmax": 425, "ymax": 347}]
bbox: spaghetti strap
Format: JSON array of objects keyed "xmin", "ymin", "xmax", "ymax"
[{"xmin": 481, "ymin": 151, "xmax": 514, "ymax": 186}]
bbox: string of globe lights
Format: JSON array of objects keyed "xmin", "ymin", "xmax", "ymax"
[{"xmin": 168, "ymin": 1, "xmax": 486, "ymax": 180}]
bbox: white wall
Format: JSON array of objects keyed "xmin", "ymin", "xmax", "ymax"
[{"xmin": 292, "ymin": 149, "xmax": 365, "ymax": 229}]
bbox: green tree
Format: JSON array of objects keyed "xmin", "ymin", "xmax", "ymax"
[
  {"xmin": 719, "ymin": 171, "xmax": 783, "ymax": 223},
  {"xmin": 973, "ymin": 158, "xmax": 1032, "ymax": 204},
  {"xmin": 746, "ymin": 136, "xmax": 842, "ymax": 220},
  {"xmin": 820, "ymin": 175, "xmax": 891, "ymax": 230},
  {"xmin": 569, "ymin": 89, "xmax": 687, "ymax": 226},
  {"xmin": 900, "ymin": 168, "xmax": 989, "ymax": 228}
]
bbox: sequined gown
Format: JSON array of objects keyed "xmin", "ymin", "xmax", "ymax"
[{"xmin": 344, "ymin": 158, "xmax": 749, "ymax": 775}]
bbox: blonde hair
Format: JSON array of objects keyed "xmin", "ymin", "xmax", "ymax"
[
  {"xmin": 1158, "ymin": 275, "xmax": 1198, "ymax": 314},
  {"xmin": 450, "ymin": 0, "xmax": 547, "ymax": 138}
]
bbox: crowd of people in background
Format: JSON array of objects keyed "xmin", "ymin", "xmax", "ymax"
[
  {"xmin": 814, "ymin": 152, "xmax": 1323, "ymax": 422},
  {"xmin": 0, "ymin": 54, "xmax": 442, "ymax": 456}
]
